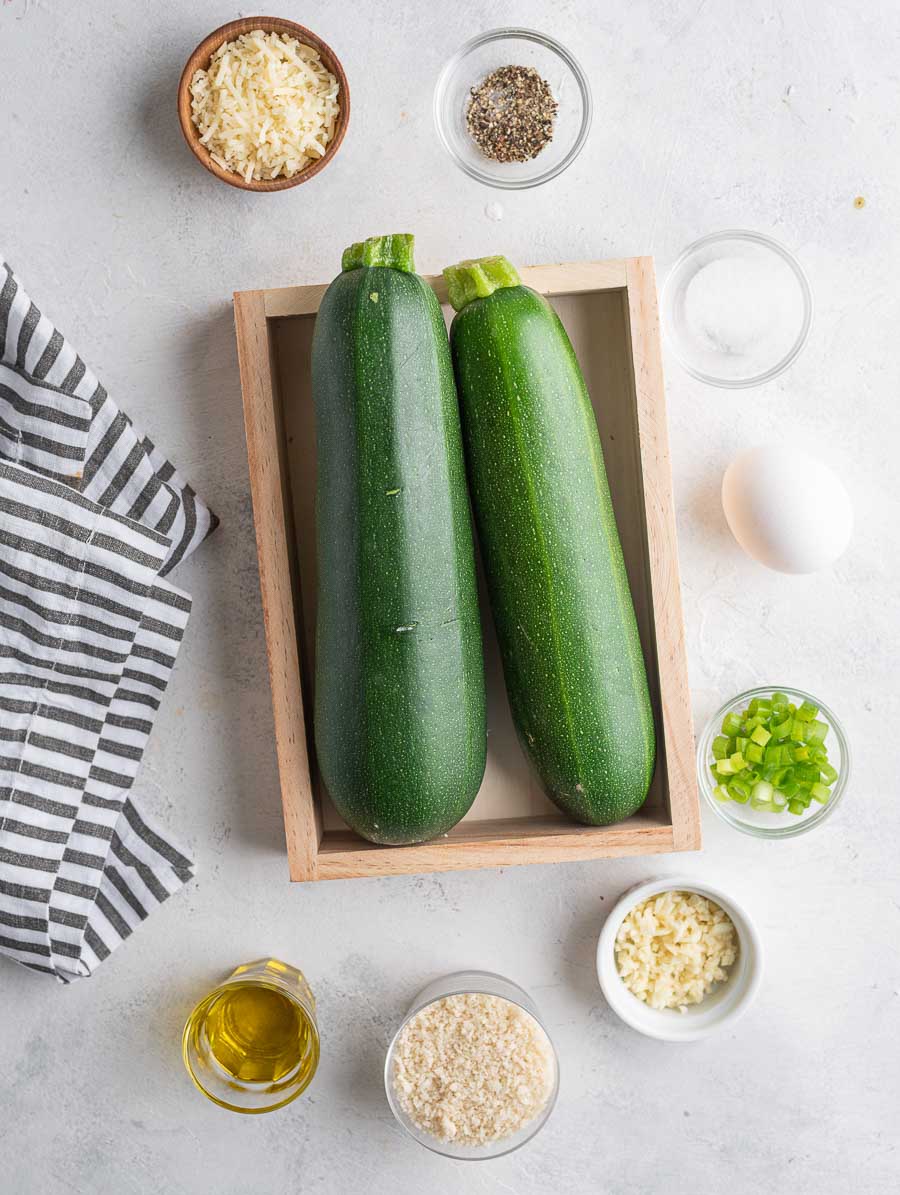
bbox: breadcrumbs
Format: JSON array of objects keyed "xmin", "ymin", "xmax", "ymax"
[{"xmin": 392, "ymin": 993, "xmax": 555, "ymax": 1146}]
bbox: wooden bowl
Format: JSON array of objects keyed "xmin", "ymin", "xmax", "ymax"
[{"xmin": 177, "ymin": 17, "xmax": 350, "ymax": 192}]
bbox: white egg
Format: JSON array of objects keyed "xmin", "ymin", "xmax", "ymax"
[{"xmin": 721, "ymin": 444, "xmax": 853, "ymax": 573}]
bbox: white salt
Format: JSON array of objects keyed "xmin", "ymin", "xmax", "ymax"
[{"xmin": 683, "ymin": 253, "xmax": 800, "ymax": 361}]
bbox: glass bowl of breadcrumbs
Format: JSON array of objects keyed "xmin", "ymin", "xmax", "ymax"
[{"xmin": 384, "ymin": 970, "xmax": 559, "ymax": 1159}]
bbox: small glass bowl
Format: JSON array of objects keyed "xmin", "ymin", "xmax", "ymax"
[
  {"xmin": 697, "ymin": 686, "xmax": 850, "ymax": 839},
  {"xmin": 434, "ymin": 29, "xmax": 592, "ymax": 189},
  {"xmin": 384, "ymin": 970, "xmax": 559, "ymax": 1159},
  {"xmin": 661, "ymin": 230, "xmax": 813, "ymax": 387},
  {"xmin": 182, "ymin": 959, "xmax": 319, "ymax": 1114}
]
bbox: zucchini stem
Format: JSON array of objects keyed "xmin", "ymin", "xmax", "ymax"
[
  {"xmin": 443, "ymin": 256, "xmax": 521, "ymax": 312},
  {"xmin": 342, "ymin": 233, "xmax": 415, "ymax": 273}
]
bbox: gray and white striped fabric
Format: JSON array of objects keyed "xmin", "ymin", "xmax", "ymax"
[
  {"xmin": 0, "ymin": 256, "xmax": 217, "ymax": 568},
  {"xmin": 0, "ymin": 256, "xmax": 216, "ymax": 981}
]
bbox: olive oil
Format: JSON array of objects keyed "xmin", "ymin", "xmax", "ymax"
[
  {"xmin": 203, "ymin": 983, "xmax": 314, "ymax": 1084},
  {"xmin": 183, "ymin": 958, "xmax": 319, "ymax": 1112}
]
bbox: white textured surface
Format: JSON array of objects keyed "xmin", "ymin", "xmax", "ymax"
[{"xmin": 1, "ymin": 1, "xmax": 898, "ymax": 1191}]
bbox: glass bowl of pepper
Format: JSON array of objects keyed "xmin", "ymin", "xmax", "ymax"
[
  {"xmin": 434, "ymin": 28, "xmax": 592, "ymax": 189},
  {"xmin": 697, "ymin": 687, "xmax": 851, "ymax": 839}
]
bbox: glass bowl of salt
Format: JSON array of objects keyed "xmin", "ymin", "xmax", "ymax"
[{"xmin": 661, "ymin": 230, "xmax": 813, "ymax": 388}]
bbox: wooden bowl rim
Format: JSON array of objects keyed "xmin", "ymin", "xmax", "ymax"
[{"xmin": 176, "ymin": 16, "xmax": 350, "ymax": 192}]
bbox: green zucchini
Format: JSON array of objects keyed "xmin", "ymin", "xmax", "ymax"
[
  {"xmin": 311, "ymin": 234, "xmax": 486, "ymax": 845},
  {"xmin": 444, "ymin": 255, "xmax": 656, "ymax": 825}
]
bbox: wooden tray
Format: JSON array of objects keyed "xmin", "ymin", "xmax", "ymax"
[{"xmin": 233, "ymin": 258, "xmax": 700, "ymax": 881}]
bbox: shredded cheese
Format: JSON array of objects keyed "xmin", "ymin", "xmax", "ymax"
[
  {"xmin": 392, "ymin": 993, "xmax": 555, "ymax": 1146},
  {"xmin": 615, "ymin": 890, "xmax": 738, "ymax": 1012},
  {"xmin": 189, "ymin": 30, "xmax": 340, "ymax": 182}
]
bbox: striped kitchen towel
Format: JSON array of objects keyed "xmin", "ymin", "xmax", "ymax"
[
  {"xmin": 0, "ymin": 256, "xmax": 217, "ymax": 567},
  {"xmin": 0, "ymin": 256, "xmax": 217, "ymax": 980}
]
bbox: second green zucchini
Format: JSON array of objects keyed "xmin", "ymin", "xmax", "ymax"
[{"xmin": 444, "ymin": 255, "xmax": 656, "ymax": 826}]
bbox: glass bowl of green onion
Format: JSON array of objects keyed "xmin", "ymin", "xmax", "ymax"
[{"xmin": 697, "ymin": 687, "xmax": 849, "ymax": 838}]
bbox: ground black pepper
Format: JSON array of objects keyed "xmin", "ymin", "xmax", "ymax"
[{"xmin": 465, "ymin": 65, "xmax": 558, "ymax": 163}]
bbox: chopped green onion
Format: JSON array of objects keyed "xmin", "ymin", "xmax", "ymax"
[
  {"xmin": 795, "ymin": 763, "xmax": 820, "ymax": 783},
  {"xmin": 745, "ymin": 742, "xmax": 764, "ymax": 765},
  {"xmin": 722, "ymin": 712, "xmax": 743, "ymax": 737},
  {"xmin": 712, "ymin": 735, "xmax": 730, "ymax": 760},
  {"xmin": 709, "ymin": 692, "xmax": 839, "ymax": 818},
  {"xmin": 751, "ymin": 780, "xmax": 774, "ymax": 803},
  {"xmin": 806, "ymin": 719, "xmax": 829, "ymax": 745}
]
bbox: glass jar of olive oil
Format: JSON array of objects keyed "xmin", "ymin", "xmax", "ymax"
[{"xmin": 182, "ymin": 958, "xmax": 319, "ymax": 1113}]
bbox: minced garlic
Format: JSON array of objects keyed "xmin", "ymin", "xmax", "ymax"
[{"xmin": 615, "ymin": 890, "xmax": 738, "ymax": 1012}]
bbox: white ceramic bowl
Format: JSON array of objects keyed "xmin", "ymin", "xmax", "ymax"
[{"xmin": 596, "ymin": 877, "xmax": 763, "ymax": 1042}]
